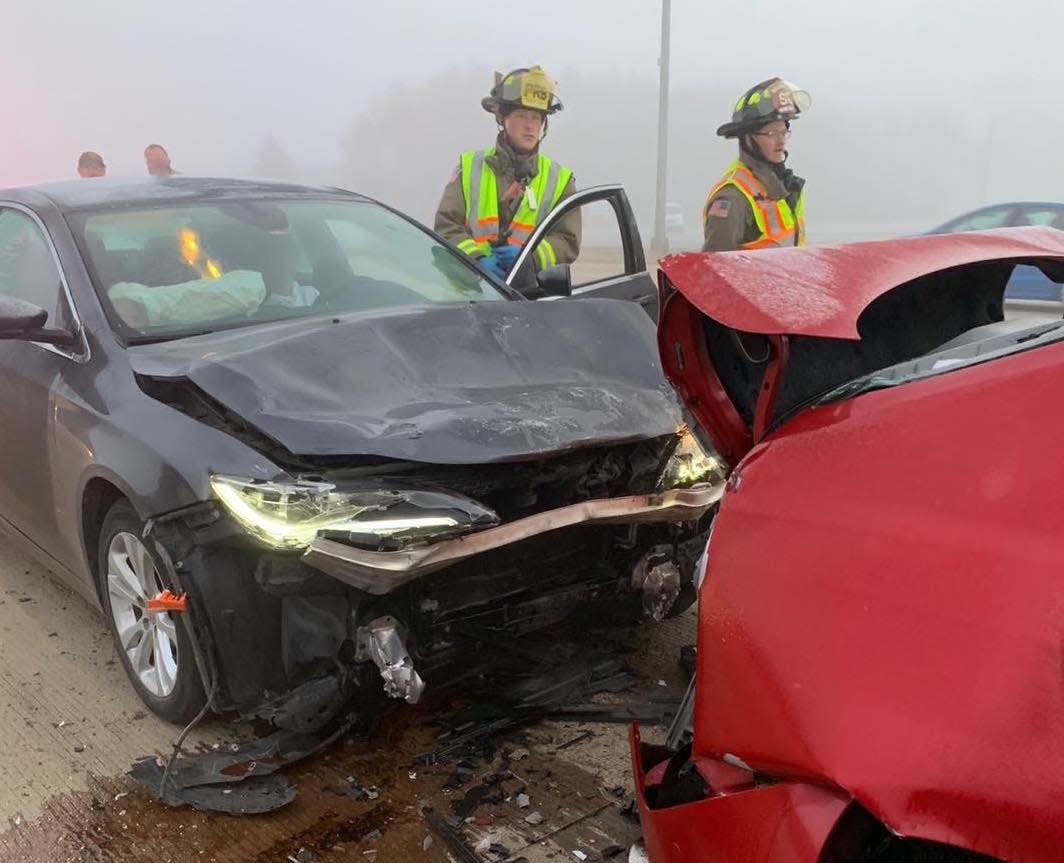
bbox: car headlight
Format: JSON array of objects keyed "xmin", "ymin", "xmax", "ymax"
[
  {"xmin": 210, "ymin": 475, "xmax": 496, "ymax": 550},
  {"xmin": 658, "ymin": 430, "xmax": 725, "ymax": 490}
]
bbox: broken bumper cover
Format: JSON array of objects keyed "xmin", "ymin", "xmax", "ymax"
[
  {"xmin": 629, "ymin": 725, "xmax": 851, "ymax": 863},
  {"xmin": 302, "ymin": 484, "xmax": 722, "ymax": 594}
]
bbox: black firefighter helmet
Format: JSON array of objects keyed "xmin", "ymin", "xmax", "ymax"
[{"xmin": 717, "ymin": 77, "xmax": 811, "ymax": 138}]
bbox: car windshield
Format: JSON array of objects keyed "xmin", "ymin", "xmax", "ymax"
[{"xmin": 70, "ymin": 197, "xmax": 506, "ymax": 342}]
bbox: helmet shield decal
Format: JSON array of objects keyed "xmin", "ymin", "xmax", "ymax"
[{"xmin": 486, "ymin": 66, "xmax": 562, "ymax": 115}]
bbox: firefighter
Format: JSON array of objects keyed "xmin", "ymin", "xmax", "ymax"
[
  {"xmin": 435, "ymin": 66, "xmax": 581, "ymax": 282},
  {"xmin": 702, "ymin": 78, "xmax": 810, "ymax": 252}
]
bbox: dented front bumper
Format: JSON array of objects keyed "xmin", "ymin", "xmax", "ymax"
[
  {"xmin": 302, "ymin": 484, "xmax": 722, "ymax": 594},
  {"xmin": 629, "ymin": 725, "xmax": 851, "ymax": 863}
]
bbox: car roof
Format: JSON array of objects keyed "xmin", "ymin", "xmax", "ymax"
[
  {"xmin": 0, "ymin": 176, "xmax": 369, "ymax": 212},
  {"xmin": 659, "ymin": 225, "xmax": 1064, "ymax": 340}
]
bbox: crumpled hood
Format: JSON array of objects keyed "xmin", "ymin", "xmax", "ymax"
[{"xmin": 128, "ymin": 299, "xmax": 683, "ymax": 463}]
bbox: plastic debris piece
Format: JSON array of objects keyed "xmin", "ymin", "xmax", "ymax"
[
  {"xmin": 573, "ymin": 852, "xmax": 588, "ymax": 861},
  {"xmin": 516, "ymin": 793, "xmax": 530, "ymax": 809},
  {"xmin": 423, "ymin": 807, "xmax": 480, "ymax": 863},
  {"xmin": 146, "ymin": 589, "xmax": 188, "ymax": 613},
  {"xmin": 525, "ymin": 811, "xmax": 544, "ymax": 825},
  {"xmin": 129, "ymin": 757, "xmax": 297, "ymax": 814},
  {"xmin": 629, "ymin": 842, "xmax": 650, "ymax": 863}
]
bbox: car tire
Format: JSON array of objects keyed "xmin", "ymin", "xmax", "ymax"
[{"xmin": 97, "ymin": 499, "xmax": 207, "ymax": 725}]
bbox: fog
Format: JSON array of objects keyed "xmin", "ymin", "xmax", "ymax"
[{"xmin": 6, "ymin": 0, "xmax": 1063, "ymax": 243}]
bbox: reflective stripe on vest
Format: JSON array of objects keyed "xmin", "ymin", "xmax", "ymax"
[
  {"xmin": 460, "ymin": 149, "xmax": 571, "ymax": 256},
  {"xmin": 705, "ymin": 159, "xmax": 806, "ymax": 250}
]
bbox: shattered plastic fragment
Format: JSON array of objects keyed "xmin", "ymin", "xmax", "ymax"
[
  {"xmin": 516, "ymin": 793, "xmax": 530, "ymax": 809},
  {"xmin": 367, "ymin": 618, "xmax": 425, "ymax": 704},
  {"xmin": 628, "ymin": 842, "xmax": 650, "ymax": 863},
  {"xmin": 525, "ymin": 811, "xmax": 544, "ymax": 825},
  {"xmin": 129, "ymin": 757, "xmax": 297, "ymax": 814},
  {"xmin": 630, "ymin": 548, "xmax": 682, "ymax": 621}
]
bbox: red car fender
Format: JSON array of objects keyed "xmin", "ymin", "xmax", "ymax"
[
  {"xmin": 630, "ymin": 724, "xmax": 851, "ymax": 863},
  {"xmin": 693, "ymin": 342, "xmax": 1064, "ymax": 862}
]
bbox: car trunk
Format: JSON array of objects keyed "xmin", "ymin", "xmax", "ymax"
[{"xmin": 656, "ymin": 227, "xmax": 1064, "ymax": 468}]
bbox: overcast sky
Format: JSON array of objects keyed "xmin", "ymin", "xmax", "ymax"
[{"xmin": 5, "ymin": 0, "xmax": 1062, "ymax": 232}]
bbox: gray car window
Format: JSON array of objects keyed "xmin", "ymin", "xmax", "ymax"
[
  {"xmin": 947, "ymin": 207, "xmax": 1014, "ymax": 232},
  {"xmin": 1017, "ymin": 207, "xmax": 1064, "ymax": 227},
  {"xmin": 72, "ymin": 198, "xmax": 506, "ymax": 342},
  {"xmin": 0, "ymin": 209, "xmax": 66, "ymax": 325}
]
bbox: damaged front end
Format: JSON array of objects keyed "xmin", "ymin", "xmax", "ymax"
[{"xmin": 149, "ymin": 431, "xmax": 721, "ymax": 732}]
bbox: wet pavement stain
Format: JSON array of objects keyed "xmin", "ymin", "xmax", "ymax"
[
  {"xmin": 0, "ymin": 609, "xmax": 699, "ymax": 863},
  {"xmin": 0, "ymin": 696, "xmax": 645, "ymax": 863}
]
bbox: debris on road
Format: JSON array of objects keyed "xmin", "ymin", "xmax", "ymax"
[
  {"xmin": 555, "ymin": 730, "xmax": 595, "ymax": 751},
  {"xmin": 416, "ymin": 635, "xmax": 658, "ymax": 764},
  {"xmin": 129, "ymin": 713, "xmax": 359, "ymax": 813},
  {"xmin": 423, "ymin": 806, "xmax": 481, "ymax": 863},
  {"xmin": 129, "ymin": 757, "xmax": 297, "ymax": 814}
]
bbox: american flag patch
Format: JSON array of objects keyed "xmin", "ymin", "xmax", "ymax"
[{"xmin": 707, "ymin": 198, "xmax": 731, "ymax": 218}]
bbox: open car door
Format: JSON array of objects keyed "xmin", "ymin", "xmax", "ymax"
[{"xmin": 505, "ymin": 185, "xmax": 659, "ymax": 319}]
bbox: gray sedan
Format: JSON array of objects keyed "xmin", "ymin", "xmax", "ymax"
[{"xmin": 0, "ymin": 177, "xmax": 717, "ymax": 728}]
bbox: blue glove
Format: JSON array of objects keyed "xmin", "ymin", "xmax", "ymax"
[
  {"xmin": 479, "ymin": 254, "xmax": 509, "ymax": 280},
  {"xmin": 493, "ymin": 244, "xmax": 520, "ymax": 268}
]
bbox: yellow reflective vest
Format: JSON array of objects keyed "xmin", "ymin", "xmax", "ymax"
[
  {"xmin": 457, "ymin": 148, "xmax": 572, "ymax": 270},
  {"xmin": 705, "ymin": 159, "xmax": 806, "ymax": 249}
]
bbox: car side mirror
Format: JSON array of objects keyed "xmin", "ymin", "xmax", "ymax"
[
  {"xmin": 0, "ymin": 295, "xmax": 48, "ymax": 331},
  {"xmin": 0, "ymin": 295, "xmax": 77, "ymax": 348},
  {"xmin": 536, "ymin": 264, "xmax": 572, "ymax": 298}
]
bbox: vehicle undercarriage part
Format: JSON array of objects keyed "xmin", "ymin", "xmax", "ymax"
[
  {"xmin": 360, "ymin": 616, "xmax": 425, "ymax": 704},
  {"xmin": 250, "ymin": 674, "xmax": 348, "ymax": 734},
  {"xmin": 666, "ymin": 678, "xmax": 695, "ymax": 751},
  {"xmin": 630, "ymin": 546, "xmax": 682, "ymax": 622},
  {"xmin": 129, "ymin": 712, "xmax": 360, "ymax": 813},
  {"xmin": 130, "ymin": 758, "xmax": 296, "ymax": 814},
  {"xmin": 303, "ymin": 484, "xmax": 722, "ymax": 594}
]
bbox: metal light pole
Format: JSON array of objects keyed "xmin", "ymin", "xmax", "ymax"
[{"xmin": 650, "ymin": 0, "xmax": 672, "ymax": 257}]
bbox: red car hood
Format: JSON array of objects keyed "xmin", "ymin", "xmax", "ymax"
[{"xmin": 657, "ymin": 227, "xmax": 1064, "ymax": 465}]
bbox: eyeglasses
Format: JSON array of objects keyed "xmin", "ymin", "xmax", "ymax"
[{"xmin": 752, "ymin": 129, "xmax": 791, "ymax": 141}]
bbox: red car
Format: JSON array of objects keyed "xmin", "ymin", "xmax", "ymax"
[{"xmin": 631, "ymin": 228, "xmax": 1064, "ymax": 863}]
